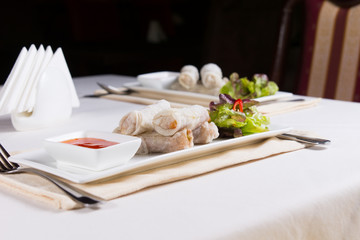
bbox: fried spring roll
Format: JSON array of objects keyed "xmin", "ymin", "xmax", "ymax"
[
  {"xmin": 152, "ymin": 105, "xmax": 210, "ymax": 136},
  {"xmin": 136, "ymin": 129, "xmax": 194, "ymax": 154},
  {"xmin": 114, "ymin": 99, "xmax": 171, "ymax": 135},
  {"xmin": 193, "ymin": 121, "xmax": 219, "ymax": 144}
]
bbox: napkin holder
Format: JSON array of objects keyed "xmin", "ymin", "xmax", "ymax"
[{"xmin": 0, "ymin": 45, "xmax": 79, "ymax": 131}]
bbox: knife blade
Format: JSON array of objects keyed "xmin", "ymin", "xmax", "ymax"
[{"xmin": 278, "ymin": 133, "xmax": 330, "ymax": 145}]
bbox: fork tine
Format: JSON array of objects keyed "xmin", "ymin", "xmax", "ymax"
[
  {"xmin": 0, "ymin": 144, "xmax": 19, "ymax": 169},
  {"xmin": 0, "ymin": 143, "xmax": 10, "ymax": 158},
  {"xmin": 0, "ymin": 151, "xmax": 12, "ymax": 171},
  {"xmin": 0, "ymin": 158, "xmax": 7, "ymax": 171}
]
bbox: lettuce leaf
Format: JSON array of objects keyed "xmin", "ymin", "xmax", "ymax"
[
  {"xmin": 209, "ymin": 94, "xmax": 270, "ymax": 137},
  {"xmin": 220, "ymin": 73, "xmax": 279, "ymax": 99}
]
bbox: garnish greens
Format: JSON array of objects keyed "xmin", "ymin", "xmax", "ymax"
[
  {"xmin": 209, "ymin": 94, "xmax": 270, "ymax": 138},
  {"xmin": 220, "ymin": 73, "xmax": 278, "ymax": 100}
]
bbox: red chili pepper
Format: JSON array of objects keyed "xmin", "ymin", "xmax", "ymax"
[{"xmin": 232, "ymin": 99, "xmax": 243, "ymax": 112}]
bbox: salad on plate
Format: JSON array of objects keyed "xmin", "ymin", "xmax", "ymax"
[
  {"xmin": 209, "ymin": 94, "xmax": 270, "ymax": 138},
  {"xmin": 220, "ymin": 73, "xmax": 279, "ymax": 100}
]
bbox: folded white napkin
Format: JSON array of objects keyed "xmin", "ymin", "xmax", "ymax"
[{"xmin": 0, "ymin": 44, "xmax": 79, "ymax": 131}]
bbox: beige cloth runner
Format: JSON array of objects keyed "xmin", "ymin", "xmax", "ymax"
[
  {"xmin": 0, "ymin": 137, "xmax": 306, "ymax": 210},
  {"xmin": 258, "ymin": 98, "xmax": 321, "ymax": 116}
]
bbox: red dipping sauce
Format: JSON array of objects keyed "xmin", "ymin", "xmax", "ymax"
[{"xmin": 61, "ymin": 138, "xmax": 118, "ymax": 149}]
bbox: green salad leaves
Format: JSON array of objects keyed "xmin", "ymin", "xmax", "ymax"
[
  {"xmin": 220, "ymin": 73, "xmax": 279, "ymax": 100},
  {"xmin": 209, "ymin": 94, "xmax": 270, "ymax": 138}
]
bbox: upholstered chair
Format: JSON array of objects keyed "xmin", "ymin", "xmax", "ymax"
[{"xmin": 272, "ymin": 0, "xmax": 360, "ymax": 102}]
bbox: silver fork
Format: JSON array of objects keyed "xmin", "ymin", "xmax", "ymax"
[{"xmin": 0, "ymin": 144, "xmax": 103, "ymax": 206}]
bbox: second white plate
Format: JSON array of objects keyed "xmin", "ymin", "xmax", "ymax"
[{"xmin": 124, "ymin": 82, "xmax": 293, "ymax": 106}]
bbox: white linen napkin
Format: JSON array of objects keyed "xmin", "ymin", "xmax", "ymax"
[{"xmin": 0, "ymin": 45, "xmax": 80, "ymax": 131}]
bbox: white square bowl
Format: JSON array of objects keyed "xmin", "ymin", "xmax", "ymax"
[
  {"xmin": 43, "ymin": 131, "xmax": 141, "ymax": 171},
  {"xmin": 137, "ymin": 71, "xmax": 179, "ymax": 89}
]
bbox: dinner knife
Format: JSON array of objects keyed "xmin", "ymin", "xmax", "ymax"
[
  {"xmin": 278, "ymin": 133, "xmax": 330, "ymax": 145},
  {"xmin": 82, "ymin": 83, "xmax": 134, "ymax": 98}
]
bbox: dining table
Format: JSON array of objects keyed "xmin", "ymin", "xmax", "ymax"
[{"xmin": 0, "ymin": 74, "xmax": 360, "ymax": 240}]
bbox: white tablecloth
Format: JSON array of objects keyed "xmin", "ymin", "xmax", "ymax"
[{"xmin": 1, "ymin": 74, "xmax": 360, "ymax": 240}]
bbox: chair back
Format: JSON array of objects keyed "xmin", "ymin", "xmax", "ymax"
[{"xmin": 273, "ymin": 0, "xmax": 360, "ymax": 101}]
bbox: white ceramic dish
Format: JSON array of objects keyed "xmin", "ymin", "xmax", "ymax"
[
  {"xmin": 137, "ymin": 71, "xmax": 180, "ymax": 89},
  {"xmin": 43, "ymin": 131, "xmax": 141, "ymax": 171},
  {"xmin": 10, "ymin": 125, "xmax": 291, "ymax": 183},
  {"xmin": 124, "ymin": 82, "xmax": 293, "ymax": 104}
]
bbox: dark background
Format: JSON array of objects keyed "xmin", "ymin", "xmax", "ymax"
[{"xmin": 0, "ymin": 0, "xmax": 299, "ymax": 91}]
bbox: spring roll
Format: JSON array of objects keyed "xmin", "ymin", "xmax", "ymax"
[
  {"xmin": 200, "ymin": 63, "xmax": 221, "ymax": 76},
  {"xmin": 193, "ymin": 121, "xmax": 219, "ymax": 144},
  {"xmin": 200, "ymin": 63, "xmax": 225, "ymax": 89},
  {"xmin": 152, "ymin": 105, "xmax": 210, "ymax": 136},
  {"xmin": 136, "ymin": 129, "xmax": 194, "ymax": 154},
  {"xmin": 113, "ymin": 99, "xmax": 171, "ymax": 135},
  {"xmin": 178, "ymin": 65, "xmax": 199, "ymax": 89}
]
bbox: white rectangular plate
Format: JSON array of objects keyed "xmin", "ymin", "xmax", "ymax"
[
  {"xmin": 9, "ymin": 125, "xmax": 292, "ymax": 184},
  {"xmin": 124, "ymin": 82, "xmax": 293, "ymax": 104}
]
